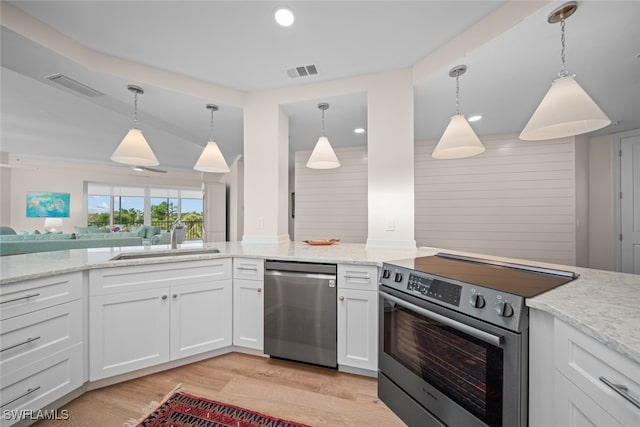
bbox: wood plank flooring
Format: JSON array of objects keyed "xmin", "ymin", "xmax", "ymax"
[{"xmin": 34, "ymin": 352, "xmax": 407, "ymax": 427}]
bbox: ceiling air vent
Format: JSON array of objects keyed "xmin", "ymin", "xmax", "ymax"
[
  {"xmin": 286, "ymin": 64, "xmax": 318, "ymax": 79},
  {"xmin": 44, "ymin": 73, "xmax": 104, "ymax": 97}
]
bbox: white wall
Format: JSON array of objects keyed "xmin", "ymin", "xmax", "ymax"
[
  {"xmin": 575, "ymin": 135, "xmax": 590, "ymax": 267},
  {"xmin": 589, "ymin": 134, "xmax": 614, "ymax": 270},
  {"xmin": 0, "ymin": 152, "xmax": 10, "ymax": 226},
  {"xmin": 415, "ymin": 135, "xmax": 577, "ymax": 266},
  {"xmin": 294, "ymin": 146, "xmax": 368, "ymax": 243},
  {"xmin": 4, "ymin": 158, "xmax": 204, "ymax": 234}
]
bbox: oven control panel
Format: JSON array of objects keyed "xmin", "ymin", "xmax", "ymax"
[
  {"xmin": 407, "ymin": 274, "xmax": 461, "ymax": 306},
  {"xmin": 380, "ymin": 263, "xmax": 527, "ymax": 332}
]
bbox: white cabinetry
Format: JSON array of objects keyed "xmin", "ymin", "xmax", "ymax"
[
  {"xmin": 0, "ymin": 273, "xmax": 84, "ymax": 426},
  {"xmin": 232, "ymin": 258, "xmax": 264, "ymax": 351},
  {"xmin": 337, "ymin": 264, "xmax": 378, "ymax": 373},
  {"xmin": 554, "ymin": 319, "xmax": 640, "ymax": 427},
  {"xmin": 89, "ymin": 259, "xmax": 232, "ymax": 381}
]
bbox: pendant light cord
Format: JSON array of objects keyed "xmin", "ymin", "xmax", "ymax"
[
  {"xmin": 210, "ymin": 108, "xmax": 214, "ymax": 140},
  {"xmin": 559, "ymin": 16, "xmax": 568, "ymax": 77},
  {"xmin": 455, "ymin": 71, "xmax": 460, "ymax": 115},
  {"xmin": 133, "ymin": 90, "xmax": 139, "ymax": 127},
  {"xmin": 321, "ymin": 108, "xmax": 326, "ymax": 136}
]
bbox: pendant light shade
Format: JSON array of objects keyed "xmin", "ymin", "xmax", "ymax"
[
  {"xmin": 520, "ymin": 2, "xmax": 610, "ymax": 141},
  {"xmin": 432, "ymin": 65, "xmax": 485, "ymax": 160},
  {"xmin": 111, "ymin": 85, "xmax": 159, "ymax": 166},
  {"xmin": 307, "ymin": 103, "xmax": 340, "ymax": 169},
  {"xmin": 194, "ymin": 104, "xmax": 230, "ymax": 173},
  {"xmin": 433, "ymin": 114, "xmax": 486, "ymax": 159},
  {"xmin": 520, "ymin": 75, "xmax": 611, "ymax": 140}
]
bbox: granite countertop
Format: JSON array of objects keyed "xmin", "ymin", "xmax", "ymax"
[{"xmin": 1, "ymin": 241, "xmax": 639, "ymax": 365}]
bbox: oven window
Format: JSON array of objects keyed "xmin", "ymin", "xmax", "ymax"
[{"xmin": 384, "ymin": 302, "xmax": 503, "ymax": 427}]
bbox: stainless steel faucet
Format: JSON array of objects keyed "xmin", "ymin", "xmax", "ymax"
[{"xmin": 170, "ymin": 217, "xmax": 184, "ymax": 249}]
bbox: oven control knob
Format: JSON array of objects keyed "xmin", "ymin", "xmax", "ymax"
[
  {"xmin": 469, "ymin": 294, "xmax": 486, "ymax": 309},
  {"xmin": 394, "ymin": 272, "xmax": 403, "ymax": 282},
  {"xmin": 495, "ymin": 302, "xmax": 514, "ymax": 318},
  {"xmin": 382, "ymin": 269, "xmax": 391, "ymax": 279}
]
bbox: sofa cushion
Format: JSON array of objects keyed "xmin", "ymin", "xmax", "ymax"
[
  {"xmin": 129, "ymin": 226, "xmax": 147, "ymax": 238},
  {"xmin": 0, "ymin": 226, "xmax": 16, "ymax": 235},
  {"xmin": 145, "ymin": 226, "xmax": 162, "ymax": 239}
]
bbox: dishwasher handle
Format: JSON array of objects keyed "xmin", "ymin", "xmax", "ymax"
[{"xmin": 265, "ymin": 270, "xmax": 336, "ymax": 281}]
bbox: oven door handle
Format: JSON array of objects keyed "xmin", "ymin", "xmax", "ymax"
[{"xmin": 379, "ymin": 291, "xmax": 504, "ymax": 347}]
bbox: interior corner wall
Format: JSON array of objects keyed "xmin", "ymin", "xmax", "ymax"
[
  {"xmin": 574, "ymin": 135, "xmax": 590, "ymax": 267},
  {"xmin": 588, "ymin": 134, "xmax": 614, "ymax": 270},
  {"xmin": 415, "ymin": 135, "xmax": 577, "ymax": 266},
  {"xmin": 227, "ymin": 157, "xmax": 244, "ymax": 242},
  {"xmin": 288, "ymin": 169, "xmax": 295, "ymax": 241}
]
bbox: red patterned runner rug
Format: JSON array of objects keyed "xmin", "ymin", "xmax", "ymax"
[{"xmin": 134, "ymin": 391, "xmax": 311, "ymax": 427}]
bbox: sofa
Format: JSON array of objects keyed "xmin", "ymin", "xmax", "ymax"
[{"xmin": 0, "ymin": 226, "xmax": 143, "ymax": 256}]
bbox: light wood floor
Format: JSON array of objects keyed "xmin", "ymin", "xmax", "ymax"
[{"xmin": 34, "ymin": 352, "xmax": 407, "ymax": 427}]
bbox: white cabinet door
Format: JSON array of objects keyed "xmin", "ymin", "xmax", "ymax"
[
  {"xmin": 555, "ymin": 372, "xmax": 624, "ymax": 427},
  {"xmin": 89, "ymin": 288, "xmax": 170, "ymax": 381},
  {"xmin": 232, "ymin": 278, "xmax": 264, "ymax": 350},
  {"xmin": 171, "ymin": 279, "xmax": 232, "ymax": 359},
  {"xmin": 337, "ymin": 288, "xmax": 378, "ymax": 371}
]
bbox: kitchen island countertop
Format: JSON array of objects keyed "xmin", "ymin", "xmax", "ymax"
[{"xmin": 1, "ymin": 241, "xmax": 639, "ymax": 365}]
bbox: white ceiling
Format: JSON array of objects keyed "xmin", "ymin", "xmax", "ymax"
[{"xmin": 2, "ymin": 1, "xmax": 639, "ymax": 173}]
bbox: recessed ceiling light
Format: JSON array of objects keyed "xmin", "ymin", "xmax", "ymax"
[
  {"xmin": 468, "ymin": 115, "xmax": 482, "ymax": 122},
  {"xmin": 354, "ymin": 128, "xmax": 366, "ymax": 134},
  {"xmin": 274, "ymin": 8, "xmax": 295, "ymax": 27}
]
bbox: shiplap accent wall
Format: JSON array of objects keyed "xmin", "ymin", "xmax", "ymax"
[
  {"xmin": 294, "ymin": 146, "xmax": 368, "ymax": 242},
  {"xmin": 415, "ymin": 135, "xmax": 577, "ymax": 265}
]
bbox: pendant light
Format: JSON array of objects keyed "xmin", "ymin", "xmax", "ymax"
[
  {"xmin": 520, "ymin": 1, "xmax": 610, "ymax": 141},
  {"xmin": 111, "ymin": 85, "xmax": 159, "ymax": 166},
  {"xmin": 432, "ymin": 65, "xmax": 485, "ymax": 159},
  {"xmin": 306, "ymin": 103, "xmax": 340, "ymax": 169},
  {"xmin": 194, "ymin": 104, "xmax": 230, "ymax": 173}
]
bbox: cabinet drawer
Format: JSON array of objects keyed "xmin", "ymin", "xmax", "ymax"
[
  {"xmin": 0, "ymin": 344, "xmax": 83, "ymax": 425},
  {"xmin": 0, "ymin": 272, "xmax": 82, "ymax": 321},
  {"xmin": 555, "ymin": 319, "xmax": 640, "ymax": 425},
  {"xmin": 233, "ymin": 258, "xmax": 264, "ymax": 281},
  {"xmin": 338, "ymin": 264, "xmax": 379, "ymax": 291},
  {"xmin": 90, "ymin": 258, "xmax": 232, "ymax": 295},
  {"xmin": 1, "ymin": 300, "xmax": 82, "ymax": 374}
]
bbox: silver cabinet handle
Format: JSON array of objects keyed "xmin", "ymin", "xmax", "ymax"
[
  {"xmin": 1, "ymin": 386, "xmax": 41, "ymax": 408},
  {"xmin": 0, "ymin": 336, "xmax": 41, "ymax": 353},
  {"xmin": 237, "ymin": 266, "xmax": 259, "ymax": 271},
  {"xmin": 1, "ymin": 293, "xmax": 40, "ymax": 304},
  {"xmin": 339, "ymin": 296, "xmax": 345, "ymax": 301},
  {"xmin": 599, "ymin": 376, "xmax": 640, "ymax": 410},
  {"xmin": 161, "ymin": 295, "xmax": 168, "ymax": 300},
  {"xmin": 344, "ymin": 275, "xmax": 370, "ymax": 280},
  {"xmin": 173, "ymin": 294, "xmax": 178, "ymax": 299},
  {"xmin": 257, "ymin": 288, "xmax": 262, "ymax": 293}
]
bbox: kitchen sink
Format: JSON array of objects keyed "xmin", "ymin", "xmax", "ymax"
[{"xmin": 110, "ymin": 248, "xmax": 220, "ymax": 261}]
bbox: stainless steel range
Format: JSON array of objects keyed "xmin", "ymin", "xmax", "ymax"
[{"xmin": 378, "ymin": 253, "xmax": 578, "ymax": 427}]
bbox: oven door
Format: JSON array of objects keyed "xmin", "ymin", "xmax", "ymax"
[{"xmin": 378, "ymin": 287, "xmax": 527, "ymax": 427}]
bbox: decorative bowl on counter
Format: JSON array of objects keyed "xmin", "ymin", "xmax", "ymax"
[{"xmin": 303, "ymin": 239, "xmax": 340, "ymax": 246}]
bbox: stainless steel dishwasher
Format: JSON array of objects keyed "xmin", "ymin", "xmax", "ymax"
[{"xmin": 264, "ymin": 260, "xmax": 337, "ymax": 368}]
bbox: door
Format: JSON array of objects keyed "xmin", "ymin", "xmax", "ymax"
[
  {"xmin": 89, "ymin": 288, "xmax": 170, "ymax": 381},
  {"xmin": 620, "ymin": 132, "xmax": 640, "ymax": 273},
  {"xmin": 233, "ymin": 278, "xmax": 264, "ymax": 350},
  {"xmin": 171, "ymin": 280, "xmax": 232, "ymax": 359},
  {"xmin": 337, "ymin": 288, "xmax": 377, "ymax": 371}
]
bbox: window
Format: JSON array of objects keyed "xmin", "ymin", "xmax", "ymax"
[{"xmin": 87, "ymin": 184, "xmax": 203, "ymax": 240}]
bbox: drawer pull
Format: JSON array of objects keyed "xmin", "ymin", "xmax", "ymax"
[
  {"xmin": 0, "ymin": 336, "xmax": 41, "ymax": 353},
  {"xmin": 237, "ymin": 266, "xmax": 259, "ymax": 271},
  {"xmin": 599, "ymin": 376, "xmax": 640, "ymax": 410},
  {"xmin": 0, "ymin": 293, "xmax": 41, "ymax": 305},
  {"xmin": 344, "ymin": 275, "xmax": 370, "ymax": 280},
  {"xmin": 0, "ymin": 386, "xmax": 41, "ymax": 408}
]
